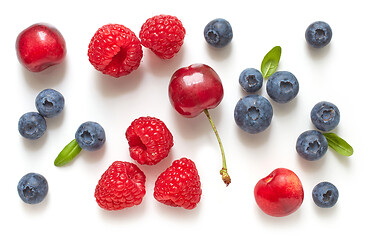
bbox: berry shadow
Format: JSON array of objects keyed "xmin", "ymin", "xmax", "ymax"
[
  {"xmin": 20, "ymin": 194, "xmax": 49, "ymax": 213},
  {"xmin": 81, "ymin": 144, "xmax": 107, "ymax": 164},
  {"xmin": 142, "ymin": 48, "xmax": 185, "ymax": 77},
  {"xmin": 236, "ymin": 124, "xmax": 272, "ymax": 148},
  {"xmin": 153, "ymin": 201, "xmax": 201, "ymax": 219},
  {"xmin": 94, "ymin": 67, "xmax": 145, "ymax": 98},
  {"xmin": 45, "ymin": 110, "xmax": 65, "ymax": 130},
  {"xmin": 96, "ymin": 202, "xmax": 147, "ymax": 221},
  {"xmin": 170, "ymin": 107, "xmax": 223, "ymax": 140},
  {"xmin": 21, "ymin": 132, "xmax": 48, "ymax": 151},
  {"xmin": 240, "ymin": 87, "xmax": 264, "ymax": 97},
  {"xmin": 312, "ymin": 201, "xmax": 339, "ymax": 217},
  {"xmin": 296, "ymin": 154, "xmax": 327, "ymax": 173},
  {"xmin": 270, "ymin": 98, "xmax": 299, "ymax": 117},
  {"xmin": 205, "ymin": 43, "xmax": 233, "ymax": 61},
  {"xmin": 21, "ymin": 60, "xmax": 67, "ymax": 89},
  {"xmin": 305, "ymin": 42, "xmax": 332, "ymax": 60},
  {"xmin": 327, "ymin": 149, "xmax": 352, "ymax": 168},
  {"xmin": 139, "ymin": 151, "xmax": 174, "ymax": 185},
  {"xmin": 254, "ymin": 204, "xmax": 303, "ymax": 225}
]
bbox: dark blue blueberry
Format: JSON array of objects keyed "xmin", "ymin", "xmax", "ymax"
[
  {"xmin": 296, "ymin": 130, "xmax": 328, "ymax": 161},
  {"xmin": 311, "ymin": 101, "xmax": 340, "ymax": 132},
  {"xmin": 234, "ymin": 95, "xmax": 273, "ymax": 134},
  {"xmin": 204, "ymin": 18, "xmax": 233, "ymax": 48},
  {"xmin": 17, "ymin": 173, "xmax": 48, "ymax": 204},
  {"xmin": 75, "ymin": 121, "xmax": 106, "ymax": 151},
  {"xmin": 305, "ymin": 21, "xmax": 332, "ymax": 48},
  {"xmin": 35, "ymin": 88, "xmax": 65, "ymax": 118},
  {"xmin": 239, "ymin": 68, "xmax": 263, "ymax": 93},
  {"xmin": 266, "ymin": 71, "xmax": 299, "ymax": 103},
  {"xmin": 312, "ymin": 181, "xmax": 339, "ymax": 208},
  {"xmin": 18, "ymin": 112, "xmax": 47, "ymax": 140}
]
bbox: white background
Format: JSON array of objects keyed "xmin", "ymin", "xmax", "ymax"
[{"xmin": 1, "ymin": 0, "xmax": 370, "ymax": 239}]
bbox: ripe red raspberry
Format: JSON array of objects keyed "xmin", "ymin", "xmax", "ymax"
[
  {"xmin": 154, "ymin": 158, "xmax": 202, "ymax": 210},
  {"xmin": 125, "ymin": 116, "xmax": 174, "ymax": 165},
  {"xmin": 88, "ymin": 24, "xmax": 143, "ymax": 78},
  {"xmin": 139, "ymin": 15, "xmax": 186, "ymax": 59},
  {"xmin": 94, "ymin": 161, "xmax": 146, "ymax": 210}
]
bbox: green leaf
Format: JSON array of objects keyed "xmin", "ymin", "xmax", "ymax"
[
  {"xmin": 322, "ymin": 132, "xmax": 353, "ymax": 157},
  {"xmin": 261, "ymin": 46, "xmax": 282, "ymax": 78},
  {"xmin": 54, "ymin": 139, "xmax": 82, "ymax": 166}
]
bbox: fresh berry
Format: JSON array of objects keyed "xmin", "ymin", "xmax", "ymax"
[
  {"xmin": 88, "ymin": 24, "xmax": 143, "ymax": 78},
  {"xmin": 75, "ymin": 121, "xmax": 106, "ymax": 151},
  {"xmin": 234, "ymin": 95, "xmax": 273, "ymax": 134},
  {"xmin": 125, "ymin": 117, "xmax": 174, "ymax": 165},
  {"xmin": 254, "ymin": 168, "xmax": 304, "ymax": 217},
  {"xmin": 266, "ymin": 71, "xmax": 299, "ymax": 103},
  {"xmin": 312, "ymin": 181, "xmax": 339, "ymax": 208},
  {"xmin": 35, "ymin": 88, "xmax": 65, "ymax": 118},
  {"xmin": 18, "ymin": 112, "xmax": 47, "ymax": 140},
  {"xmin": 296, "ymin": 130, "xmax": 328, "ymax": 161},
  {"xmin": 17, "ymin": 173, "xmax": 48, "ymax": 204},
  {"xmin": 94, "ymin": 161, "xmax": 146, "ymax": 210},
  {"xmin": 305, "ymin": 21, "xmax": 332, "ymax": 48},
  {"xmin": 169, "ymin": 64, "xmax": 230, "ymax": 186},
  {"xmin": 154, "ymin": 158, "xmax": 202, "ymax": 210},
  {"xmin": 139, "ymin": 15, "xmax": 186, "ymax": 59},
  {"xmin": 204, "ymin": 18, "xmax": 233, "ymax": 48},
  {"xmin": 169, "ymin": 64, "xmax": 224, "ymax": 118},
  {"xmin": 16, "ymin": 23, "xmax": 66, "ymax": 72},
  {"xmin": 239, "ymin": 68, "xmax": 263, "ymax": 93},
  {"xmin": 311, "ymin": 101, "xmax": 340, "ymax": 132}
]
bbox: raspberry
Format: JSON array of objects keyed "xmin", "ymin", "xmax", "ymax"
[
  {"xmin": 139, "ymin": 15, "xmax": 186, "ymax": 59},
  {"xmin": 94, "ymin": 161, "xmax": 146, "ymax": 210},
  {"xmin": 125, "ymin": 117, "xmax": 174, "ymax": 165},
  {"xmin": 154, "ymin": 158, "xmax": 202, "ymax": 210},
  {"xmin": 88, "ymin": 24, "xmax": 143, "ymax": 78}
]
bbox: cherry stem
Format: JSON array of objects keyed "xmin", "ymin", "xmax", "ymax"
[{"xmin": 203, "ymin": 109, "xmax": 231, "ymax": 186}]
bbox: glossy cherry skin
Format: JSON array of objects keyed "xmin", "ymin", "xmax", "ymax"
[
  {"xmin": 16, "ymin": 23, "xmax": 66, "ymax": 72},
  {"xmin": 254, "ymin": 168, "xmax": 304, "ymax": 217},
  {"xmin": 169, "ymin": 64, "xmax": 224, "ymax": 118}
]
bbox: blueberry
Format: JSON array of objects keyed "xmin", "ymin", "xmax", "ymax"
[
  {"xmin": 312, "ymin": 181, "xmax": 339, "ymax": 208},
  {"xmin": 234, "ymin": 95, "xmax": 273, "ymax": 134},
  {"xmin": 296, "ymin": 130, "xmax": 328, "ymax": 161},
  {"xmin": 17, "ymin": 172, "xmax": 48, "ymax": 204},
  {"xmin": 35, "ymin": 88, "xmax": 65, "ymax": 118},
  {"xmin": 305, "ymin": 21, "xmax": 332, "ymax": 48},
  {"xmin": 75, "ymin": 121, "xmax": 106, "ymax": 151},
  {"xmin": 204, "ymin": 18, "xmax": 233, "ymax": 48},
  {"xmin": 266, "ymin": 71, "xmax": 299, "ymax": 103},
  {"xmin": 18, "ymin": 112, "xmax": 47, "ymax": 140},
  {"xmin": 311, "ymin": 101, "xmax": 340, "ymax": 132},
  {"xmin": 239, "ymin": 68, "xmax": 263, "ymax": 93}
]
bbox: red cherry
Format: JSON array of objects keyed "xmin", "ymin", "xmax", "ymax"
[
  {"xmin": 16, "ymin": 23, "xmax": 66, "ymax": 72},
  {"xmin": 254, "ymin": 168, "xmax": 304, "ymax": 217},
  {"xmin": 168, "ymin": 64, "xmax": 230, "ymax": 186},
  {"xmin": 169, "ymin": 63, "xmax": 223, "ymax": 118}
]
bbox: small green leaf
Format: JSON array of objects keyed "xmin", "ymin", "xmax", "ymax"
[
  {"xmin": 54, "ymin": 139, "xmax": 82, "ymax": 166},
  {"xmin": 261, "ymin": 46, "xmax": 281, "ymax": 78},
  {"xmin": 322, "ymin": 132, "xmax": 353, "ymax": 157}
]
